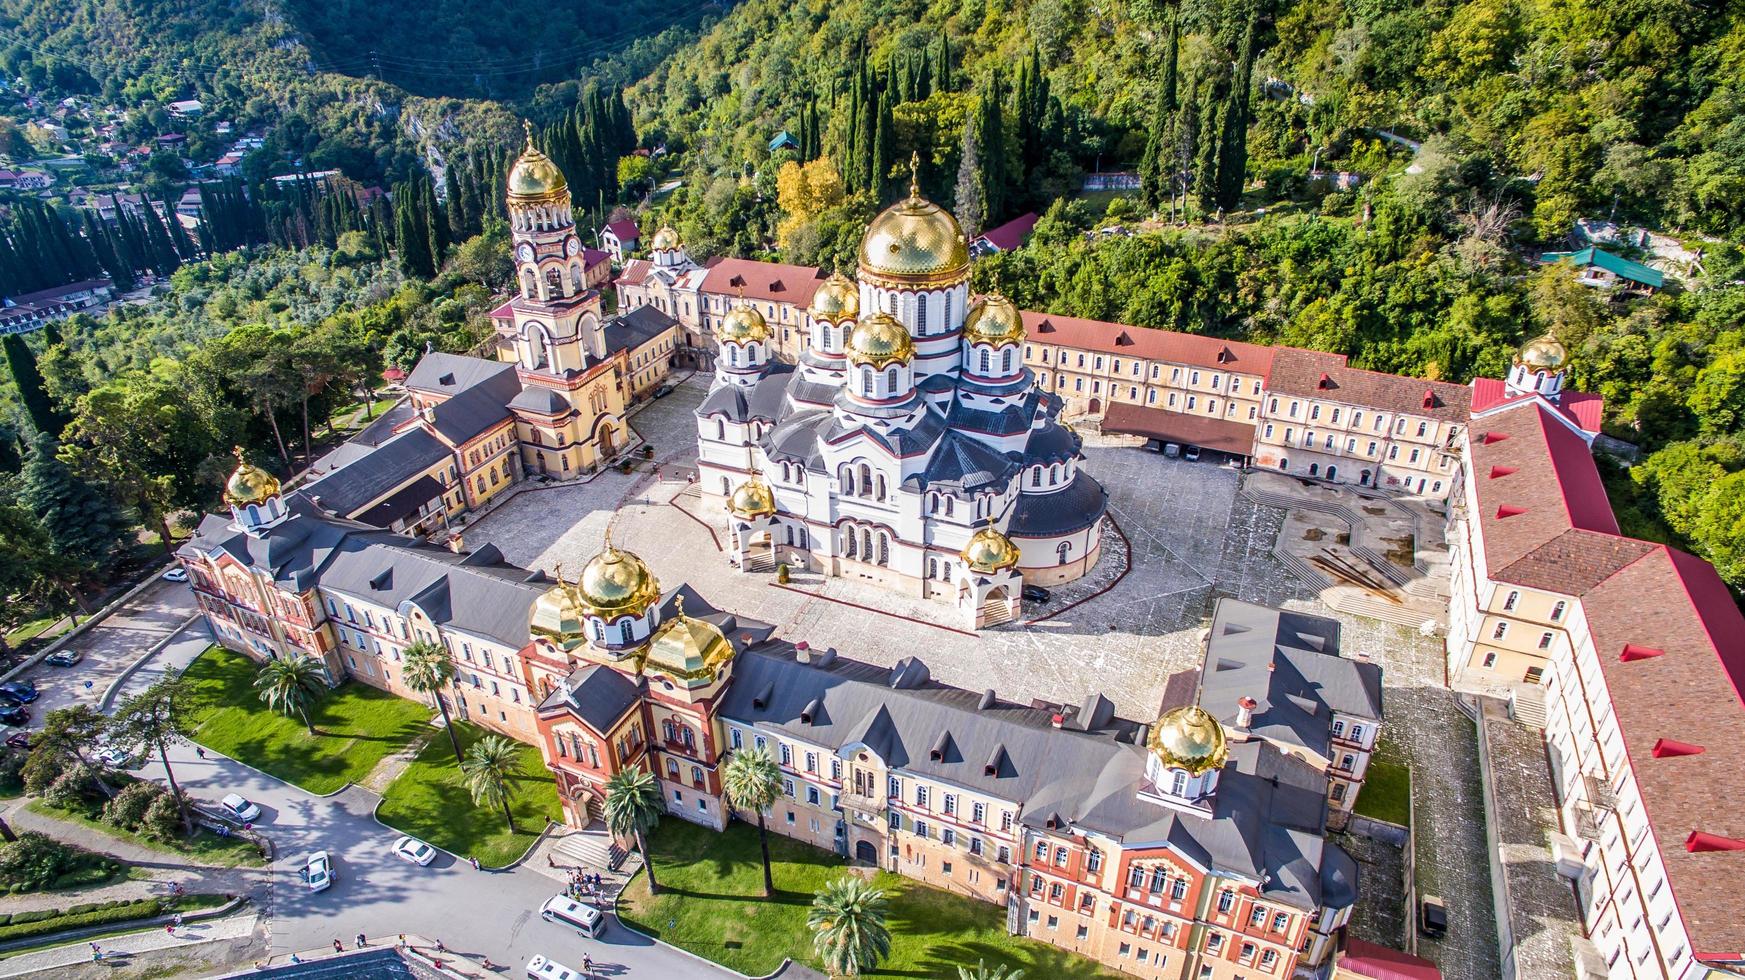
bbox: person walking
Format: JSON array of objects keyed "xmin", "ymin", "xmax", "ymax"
[
  {"xmin": 356, "ymin": 933, "xmax": 367, "ymax": 948},
  {"xmin": 470, "ymin": 855, "xmax": 481, "ymax": 871},
  {"xmin": 196, "ymin": 747, "xmax": 207, "ymax": 760},
  {"xmin": 333, "ymin": 940, "xmax": 344, "ymax": 954},
  {"xmin": 582, "ymin": 953, "xmax": 593, "ymax": 977},
  {"xmin": 173, "ymin": 913, "xmax": 184, "ymax": 930}
]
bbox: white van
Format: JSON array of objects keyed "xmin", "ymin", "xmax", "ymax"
[
  {"xmin": 526, "ymin": 955, "xmax": 583, "ymax": 980},
  {"xmin": 539, "ymin": 895, "xmax": 606, "ymax": 938}
]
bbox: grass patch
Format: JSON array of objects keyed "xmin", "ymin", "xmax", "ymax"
[
  {"xmin": 0, "ymin": 893, "xmax": 229, "ymax": 947},
  {"xmin": 4, "ymin": 612, "xmax": 68, "ymax": 646},
  {"xmin": 620, "ymin": 821, "xmax": 1121, "ymax": 978},
  {"xmin": 26, "ymin": 800, "xmax": 266, "ymax": 868},
  {"xmin": 1354, "ymin": 738, "xmax": 1412, "ymax": 826},
  {"xmin": 376, "ymin": 721, "xmax": 559, "ymax": 867},
  {"xmin": 182, "ymin": 645, "xmax": 433, "ymax": 794}
]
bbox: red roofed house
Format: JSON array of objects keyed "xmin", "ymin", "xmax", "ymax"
[
  {"xmin": 970, "ymin": 211, "xmax": 1039, "ymax": 256},
  {"xmin": 696, "ymin": 257, "xmax": 826, "ymax": 364},
  {"xmin": 1333, "ymin": 939, "xmax": 1442, "ymax": 980},
  {"xmin": 599, "ymin": 218, "xmax": 640, "ymax": 263}
]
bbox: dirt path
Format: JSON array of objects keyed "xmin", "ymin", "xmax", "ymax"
[{"xmin": 358, "ymin": 726, "xmax": 439, "ymax": 795}]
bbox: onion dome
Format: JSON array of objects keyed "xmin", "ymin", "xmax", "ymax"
[
  {"xmin": 727, "ymin": 474, "xmax": 777, "ymax": 520},
  {"xmin": 809, "ymin": 271, "xmax": 859, "ymax": 321},
  {"xmin": 846, "ymin": 312, "xmax": 915, "ymax": 369},
  {"xmin": 224, "ymin": 448, "xmax": 280, "ymax": 506},
  {"xmin": 1515, "ymin": 334, "xmax": 1567, "ymax": 371},
  {"xmin": 651, "ymin": 226, "xmax": 681, "ymax": 251},
  {"xmin": 1147, "ymin": 705, "xmax": 1228, "ymax": 776},
  {"xmin": 963, "ymin": 293, "xmax": 1025, "ymax": 347},
  {"xmin": 857, "ymin": 153, "xmax": 969, "ymax": 286},
  {"xmin": 718, "ymin": 301, "xmax": 772, "ymax": 345},
  {"xmin": 960, "ymin": 523, "xmax": 1021, "ymax": 574},
  {"xmin": 577, "ymin": 539, "xmax": 661, "ymax": 618},
  {"xmin": 530, "ymin": 568, "xmax": 587, "ymax": 646},
  {"xmin": 643, "ymin": 595, "xmax": 734, "ymax": 683},
  {"xmin": 507, "ymin": 121, "xmax": 569, "ymax": 201}
]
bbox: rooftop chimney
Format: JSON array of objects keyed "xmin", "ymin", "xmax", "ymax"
[
  {"xmin": 1050, "ymin": 713, "xmax": 1065, "ymax": 729},
  {"xmin": 978, "ymin": 689, "xmax": 997, "ymax": 710},
  {"xmin": 1235, "ymin": 696, "xmax": 1258, "ymax": 730}
]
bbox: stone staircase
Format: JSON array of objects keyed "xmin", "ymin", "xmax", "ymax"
[
  {"xmin": 1509, "ymin": 684, "xmax": 1549, "ymax": 729},
  {"xmin": 1325, "ymin": 591, "xmax": 1444, "ymax": 631},
  {"xmin": 553, "ymin": 831, "xmax": 626, "ymax": 872}
]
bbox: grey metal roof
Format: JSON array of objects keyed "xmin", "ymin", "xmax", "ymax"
[
  {"xmin": 1198, "ymin": 599, "xmax": 1383, "ymax": 758},
  {"xmin": 539, "ymin": 665, "xmax": 644, "ymax": 730},
  {"xmin": 406, "ymin": 352, "xmax": 517, "ymax": 396},
  {"xmin": 697, "ymin": 366, "xmax": 795, "ymax": 423},
  {"xmin": 1009, "ymin": 471, "xmax": 1107, "ymax": 537},
  {"xmin": 509, "ymin": 386, "xmax": 571, "ymax": 416},
  {"xmin": 765, "ymin": 409, "xmax": 832, "ymax": 468},
  {"xmin": 352, "ymin": 475, "xmax": 446, "ymax": 529},
  {"xmin": 1021, "ymin": 421, "xmax": 1082, "ymax": 463},
  {"xmin": 427, "ymin": 375, "xmax": 519, "ymax": 444},
  {"xmin": 303, "ymin": 428, "xmax": 448, "ymax": 518},
  {"xmin": 920, "ymin": 430, "xmax": 1019, "ymax": 494},
  {"xmin": 602, "ymin": 305, "xmax": 677, "ymax": 355},
  {"xmin": 945, "ymin": 399, "xmax": 1034, "ymax": 438}
]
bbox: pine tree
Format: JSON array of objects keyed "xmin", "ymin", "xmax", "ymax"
[
  {"xmin": 954, "ymin": 117, "xmax": 985, "ymax": 239},
  {"xmin": 19, "ymin": 432, "xmax": 121, "ymax": 582},
  {"xmin": 4, "ymin": 334, "xmax": 66, "ymax": 437}
]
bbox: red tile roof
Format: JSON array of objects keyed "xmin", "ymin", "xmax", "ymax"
[
  {"xmin": 1336, "ymin": 939, "xmax": 1443, "ymax": 980},
  {"xmin": 1101, "ymin": 402, "xmax": 1257, "ymax": 455},
  {"xmin": 1020, "ymin": 311, "xmax": 1281, "ymax": 376},
  {"xmin": 699, "ymin": 257, "xmax": 827, "ymax": 307},
  {"xmin": 603, "ymin": 219, "xmax": 639, "ymax": 242},
  {"xmin": 1268, "ymin": 350, "xmax": 1472, "ymax": 421},
  {"xmin": 977, "ymin": 212, "xmax": 1039, "ymax": 251},
  {"xmin": 581, "ymin": 247, "xmax": 610, "ymax": 268},
  {"xmin": 488, "ymin": 300, "xmax": 515, "ymax": 320},
  {"xmin": 1585, "ymin": 544, "xmax": 1745, "ymax": 963},
  {"xmin": 615, "ymin": 259, "xmax": 651, "ymax": 288},
  {"xmin": 1470, "ymin": 376, "xmax": 1604, "ymax": 433}
]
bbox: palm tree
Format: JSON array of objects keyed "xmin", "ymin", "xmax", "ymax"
[
  {"xmin": 402, "ymin": 640, "xmax": 462, "ymax": 764},
  {"xmin": 254, "ymin": 656, "xmax": 327, "ymax": 735},
  {"xmin": 460, "ymin": 734, "xmax": 525, "ymax": 834},
  {"xmin": 808, "ymin": 876, "xmax": 891, "ymax": 978},
  {"xmin": 722, "ymin": 746, "xmax": 781, "ymax": 896},
  {"xmin": 604, "ymin": 766, "xmax": 664, "ymax": 895},
  {"xmin": 958, "ymin": 962, "xmax": 1025, "ymax": 980}
]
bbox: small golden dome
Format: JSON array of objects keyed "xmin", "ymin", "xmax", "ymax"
[
  {"xmin": 224, "ymin": 448, "xmax": 280, "ymax": 507},
  {"xmin": 651, "ymin": 226, "xmax": 681, "ymax": 251},
  {"xmin": 718, "ymin": 302, "xmax": 772, "ymax": 346},
  {"xmin": 644, "ymin": 595, "xmax": 734, "ymax": 684},
  {"xmin": 530, "ymin": 571, "xmax": 587, "ymax": 648},
  {"xmin": 846, "ymin": 312, "xmax": 915, "ymax": 369},
  {"xmin": 809, "ymin": 272, "xmax": 859, "ymax": 322},
  {"xmin": 857, "ymin": 154, "xmax": 969, "ymax": 286},
  {"xmin": 960, "ymin": 523, "xmax": 1021, "ymax": 574},
  {"xmin": 1148, "ymin": 705, "xmax": 1229, "ymax": 777},
  {"xmin": 578, "ymin": 540, "xmax": 661, "ymax": 619},
  {"xmin": 507, "ymin": 121, "xmax": 569, "ymax": 201},
  {"xmin": 1516, "ymin": 334, "xmax": 1567, "ymax": 372},
  {"xmin": 963, "ymin": 293, "xmax": 1025, "ymax": 347},
  {"xmin": 727, "ymin": 475, "xmax": 777, "ymax": 520}
]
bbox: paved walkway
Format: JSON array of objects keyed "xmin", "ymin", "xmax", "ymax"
[{"xmin": 0, "ymin": 911, "xmax": 259, "ymax": 978}]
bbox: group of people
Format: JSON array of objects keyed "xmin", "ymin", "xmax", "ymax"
[{"xmin": 567, "ymin": 868, "xmax": 605, "ymax": 901}]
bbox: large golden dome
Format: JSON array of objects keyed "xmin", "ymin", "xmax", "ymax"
[
  {"xmin": 507, "ymin": 121, "xmax": 569, "ymax": 201},
  {"xmin": 651, "ymin": 226, "xmax": 681, "ymax": 251},
  {"xmin": 857, "ymin": 156, "xmax": 969, "ymax": 286},
  {"xmin": 578, "ymin": 540, "xmax": 661, "ymax": 618},
  {"xmin": 530, "ymin": 571, "xmax": 587, "ymax": 648},
  {"xmin": 960, "ymin": 523, "xmax": 1021, "ymax": 574},
  {"xmin": 224, "ymin": 448, "xmax": 280, "ymax": 507},
  {"xmin": 643, "ymin": 595, "xmax": 734, "ymax": 684},
  {"xmin": 809, "ymin": 272, "xmax": 859, "ymax": 322},
  {"xmin": 718, "ymin": 302, "xmax": 772, "ymax": 346},
  {"xmin": 1516, "ymin": 334, "xmax": 1567, "ymax": 371},
  {"xmin": 1148, "ymin": 705, "xmax": 1229, "ymax": 776},
  {"xmin": 963, "ymin": 293, "xmax": 1025, "ymax": 347},
  {"xmin": 727, "ymin": 474, "xmax": 777, "ymax": 520},
  {"xmin": 846, "ymin": 313, "xmax": 915, "ymax": 369}
]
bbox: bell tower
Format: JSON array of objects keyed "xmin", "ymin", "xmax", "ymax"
[{"xmin": 500, "ymin": 120, "xmax": 607, "ymax": 378}]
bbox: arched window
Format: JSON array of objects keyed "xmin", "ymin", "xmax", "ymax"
[
  {"xmin": 544, "ymin": 268, "xmax": 563, "ymax": 299},
  {"xmin": 619, "ymin": 621, "xmax": 633, "ymax": 645},
  {"xmin": 877, "ymin": 532, "xmax": 889, "ymax": 566},
  {"xmin": 1002, "ymin": 349, "xmax": 1014, "ymax": 373},
  {"xmin": 861, "ymin": 528, "xmax": 874, "ymax": 559},
  {"xmin": 521, "ymin": 269, "xmax": 537, "ymax": 299},
  {"xmin": 979, "ymin": 349, "xmax": 991, "ymax": 374},
  {"xmin": 691, "ymin": 765, "xmax": 703, "ymax": 784},
  {"xmin": 1056, "ymin": 540, "xmax": 1073, "ymax": 565},
  {"xmin": 722, "ymin": 475, "xmax": 731, "ymax": 494},
  {"xmin": 844, "ymin": 527, "xmax": 858, "ymax": 557},
  {"xmin": 1030, "ymin": 468, "xmax": 1041, "ymax": 488},
  {"xmin": 861, "ymin": 368, "xmax": 874, "ymax": 396},
  {"xmin": 571, "ymin": 264, "xmax": 584, "ymax": 291},
  {"xmin": 916, "ymin": 295, "xmax": 928, "ymax": 332},
  {"xmin": 885, "ymin": 367, "xmax": 897, "ymax": 392},
  {"xmin": 875, "ymin": 474, "xmax": 886, "ymax": 500},
  {"xmin": 858, "ymin": 463, "xmax": 873, "ymax": 499},
  {"xmin": 945, "ymin": 497, "xmax": 954, "ymax": 517},
  {"xmin": 929, "ymin": 557, "xmax": 938, "ymax": 579},
  {"xmin": 715, "ymin": 418, "xmax": 725, "ymax": 440},
  {"xmin": 592, "ymin": 620, "xmax": 605, "ymax": 641}
]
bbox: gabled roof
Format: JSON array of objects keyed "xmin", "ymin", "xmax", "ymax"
[
  {"xmin": 424, "ymin": 379, "xmax": 517, "ymax": 445},
  {"xmin": 405, "ymin": 352, "xmax": 517, "ymax": 398},
  {"xmin": 699, "ymin": 257, "xmax": 827, "ymax": 307},
  {"xmin": 696, "ymin": 364, "xmax": 794, "ymax": 423},
  {"xmin": 1267, "ymin": 350, "xmax": 1472, "ymax": 422},
  {"xmin": 975, "ymin": 212, "xmax": 1039, "ymax": 251},
  {"xmin": 615, "ymin": 259, "xmax": 651, "ymax": 287},
  {"xmin": 1102, "ymin": 402, "xmax": 1257, "ymax": 455},
  {"xmin": 603, "ymin": 304, "xmax": 678, "ymax": 355},
  {"xmin": 1020, "ymin": 311, "xmax": 1279, "ymax": 376},
  {"xmin": 1470, "ymin": 377, "xmax": 1604, "ymax": 434},
  {"xmin": 540, "ymin": 664, "xmax": 643, "ymax": 732},
  {"xmin": 1540, "ymin": 246, "xmax": 1665, "ymax": 288},
  {"xmin": 303, "ymin": 427, "xmax": 448, "ymax": 518},
  {"xmin": 603, "ymin": 219, "xmax": 640, "ymax": 242}
]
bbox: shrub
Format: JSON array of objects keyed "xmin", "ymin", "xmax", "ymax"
[
  {"xmin": 0, "ymin": 898, "xmax": 162, "ymax": 942},
  {"xmin": 0, "ymin": 832, "xmax": 78, "ymax": 892},
  {"xmin": 21, "ymin": 749, "xmax": 67, "ymax": 796},
  {"xmin": 0, "ymin": 747, "xmax": 25, "ymax": 793},
  {"xmin": 140, "ymin": 792, "xmax": 184, "ymax": 842},
  {"xmin": 102, "ymin": 780, "xmax": 164, "ymax": 831},
  {"xmin": 42, "ymin": 763, "xmax": 103, "ymax": 812}
]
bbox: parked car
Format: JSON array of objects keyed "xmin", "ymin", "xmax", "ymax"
[
  {"xmin": 219, "ymin": 793, "xmax": 262, "ymax": 822},
  {"xmin": 1418, "ymin": 895, "xmax": 1448, "ymax": 939},
  {"xmin": 4, "ymin": 731, "xmax": 31, "ymax": 750},
  {"xmin": 97, "ymin": 746, "xmax": 139, "ymax": 768},
  {"xmin": 539, "ymin": 895, "xmax": 606, "ymax": 938},
  {"xmin": 1162, "ymin": 442, "xmax": 1181, "ymax": 458},
  {"xmin": 652, "ymin": 384, "xmax": 674, "ymax": 399},
  {"xmin": 0, "ymin": 705, "xmax": 30, "ymax": 727},
  {"xmin": 1183, "ymin": 445, "xmax": 1202, "ymax": 462},
  {"xmin": 301, "ymin": 851, "xmax": 334, "ymax": 892},
  {"xmin": 391, "ymin": 836, "xmax": 437, "ymax": 866},
  {"xmin": 161, "ymin": 567, "xmax": 188, "ymax": 582},
  {"xmin": 44, "ymin": 649, "xmax": 83, "ymax": 667},
  {"xmin": 0, "ymin": 680, "xmax": 38, "ymax": 703},
  {"xmin": 1020, "ymin": 584, "xmax": 1051, "ymax": 604}
]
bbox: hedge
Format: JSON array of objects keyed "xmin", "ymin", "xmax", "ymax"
[{"xmin": 0, "ymin": 894, "xmax": 228, "ymax": 943}]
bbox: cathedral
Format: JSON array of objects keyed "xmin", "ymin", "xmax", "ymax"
[{"xmin": 694, "ymin": 157, "xmax": 1109, "ymax": 628}]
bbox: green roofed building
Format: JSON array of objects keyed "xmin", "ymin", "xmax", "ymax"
[{"xmin": 1540, "ymin": 246, "xmax": 1665, "ymax": 292}]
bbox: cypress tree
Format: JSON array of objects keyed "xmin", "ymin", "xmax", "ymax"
[
  {"xmin": 872, "ymin": 88, "xmax": 895, "ymax": 200},
  {"xmin": 19, "ymin": 432, "xmax": 122, "ymax": 579},
  {"xmin": 1193, "ymin": 75, "xmax": 1225, "ymax": 213},
  {"xmin": 4, "ymin": 334, "xmax": 66, "ymax": 437},
  {"xmin": 954, "ymin": 117, "xmax": 984, "ymax": 239},
  {"xmin": 977, "ymin": 71, "xmax": 1009, "ymax": 224},
  {"xmin": 1215, "ymin": 2, "xmax": 1259, "ymax": 211}
]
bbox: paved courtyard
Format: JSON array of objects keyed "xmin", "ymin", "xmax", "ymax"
[{"xmin": 465, "ymin": 372, "xmax": 1501, "ymax": 980}]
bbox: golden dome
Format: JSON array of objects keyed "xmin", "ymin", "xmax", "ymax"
[
  {"xmin": 809, "ymin": 272, "xmax": 859, "ymax": 322},
  {"xmin": 651, "ymin": 226, "xmax": 681, "ymax": 251},
  {"xmin": 960, "ymin": 523, "xmax": 1021, "ymax": 574},
  {"xmin": 643, "ymin": 595, "xmax": 734, "ymax": 684},
  {"xmin": 224, "ymin": 448, "xmax": 280, "ymax": 507},
  {"xmin": 1148, "ymin": 705, "xmax": 1229, "ymax": 777},
  {"xmin": 530, "ymin": 572, "xmax": 587, "ymax": 648},
  {"xmin": 507, "ymin": 121, "xmax": 569, "ymax": 201},
  {"xmin": 727, "ymin": 474, "xmax": 777, "ymax": 520},
  {"xmin": 1516, "ymin": 334, "xmax": 1567, "ymax": 372},
  {"xmin": 577, "ymin": 539, "xmax": 661, "ymax": 619},
  {"xmin": 846, "ymin": 312, "xmax": 915, "ymax": 369},
  {"xmin": 718, "ymin": 301, "xmax": 772, "ymax": 346},
  {"xmin": 963, "ymin": 293, "xmax": 1025, "ymax": 347},
  {"xmin": 857, "ymin": 154, "xmax": 969, "ymax": 286}
]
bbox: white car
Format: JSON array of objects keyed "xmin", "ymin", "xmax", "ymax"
[
  {"xmin": 391, "ymin": 836, "xmax": 437, "ymax": 866},
  {"xmin": 161, "ymin": 567, "xmax": 188, "ymax": 582},
  {"xmin": 219, "ymin": 793, "xmax": 261, "ymax": 822},
  {"xmin": 302, "ymin": 851, "xmax": 334, "ymax": 892},
  {"xmin": 97, "ymin": 746, "xmax": 138, "ymax": 769}
]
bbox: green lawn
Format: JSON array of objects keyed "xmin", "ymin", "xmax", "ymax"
[
  {"xmin": 1354, "ymin": 739, "xmax": 1412, "ymax": 826},
  {"xmin": 182, "ymin": 646, "xmax": 433, "ymax": 794},
  {"xmin": 376, "ymin": 721, "xmax": 560, "ymax": 867},
  {"xmin": 5, "ymin": 612, "xmax": 69, "ymax": 646},
  {"xmin": 620, "ymin": 821, "xmax": 1121, "ymax": 978},
  {"xmin": 26, "ymin": 800, "xmax": 266, "ymax": 868}
]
